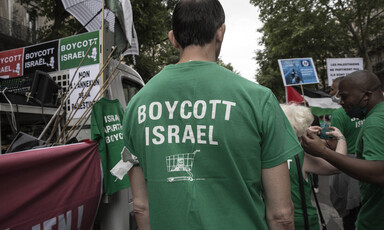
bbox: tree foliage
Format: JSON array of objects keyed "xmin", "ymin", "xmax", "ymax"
[
  {"xmin": 250, "ymin": 0, "xmax": 384, "ymax": 101},
  {"xmin": 124, "ymin": 0, "xmax": 179, "ymax": 82},
  {"xmin": 17, "ymin": 0, "xmax": 83, "ymax": 41}
]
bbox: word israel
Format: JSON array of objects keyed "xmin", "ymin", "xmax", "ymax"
[
  {"xmin": 25, "ymin": 58, "xmax": 53, "ymax": 68},
  {"xmin": 138, "ymin": 100, "xmax": 236, "ymax": 146},
  {"xmin": 61, "ymin": 51, "xmax": 87, "ymax": 62}
]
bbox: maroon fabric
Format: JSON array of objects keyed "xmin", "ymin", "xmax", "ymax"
[{"xmin": 0, "ymin": 142, "xmax": 102, "ymax": 229}]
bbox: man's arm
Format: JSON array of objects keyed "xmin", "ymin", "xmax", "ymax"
[
  {"xmin": 129, "ymin": 166, "xmax": 150, "ymax": 230},
  {"xmin": 302, "ymin": 131, "xmax": 384, "ymax": 186},
  {"xmin": 262, "ymin": 162, "xmax": 294, "ymax": 230},
  {"xmin": 303, "ymin": 127, "xmax": 347, "ymax": 175}
]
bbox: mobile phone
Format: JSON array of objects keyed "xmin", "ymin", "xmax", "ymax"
[{"xmin": 320, "ymin": 126, "xmax": 329, "ymax": 140}]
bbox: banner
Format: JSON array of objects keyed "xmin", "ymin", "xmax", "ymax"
[
  {"xmin": 327, "ymin": 58, "xmax": 363, "ymax": 86},
  {"xmin": 278, "ymin": 58, "xmax": 319, "ymax": 86},
  {"xmin": 59, "ymin": 31, "xmax": 100, "ymax": 70},
  {"xmin": 0, "ymin": 142, "xmax": 102, "ymax": 230},
  {"xmin": 24, "ymin": 40, "xmax": 59, "ymax": 75},
  {"xmin": 0, "ymin": 31, "xmax": 101, "ymax": 78},
  {"xmin": 0, "ymin": 48, "xmax": 24, "ymax": 78}
]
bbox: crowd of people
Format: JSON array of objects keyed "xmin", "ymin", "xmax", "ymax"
[{"xmin": 120, "ymin": 0, "xmax": 384, "ymax": 229}]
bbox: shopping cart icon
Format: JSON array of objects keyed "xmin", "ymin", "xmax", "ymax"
[{"xmin": 166, "ymin": 150, "xmax": 200, "ymax": 182}]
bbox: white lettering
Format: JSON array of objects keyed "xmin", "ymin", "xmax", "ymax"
[
  {"xmin": 196, "ymin": 125, "xmax": 207, "ymax": 144},
  {"xmin": 152, "ymin": 126, "xmax": 165, "ymax": 145},
  {"xmin": 145, "ymin": 127, "xmax": 150, "ymax": 146},
  {"xmin": 208, "ymin": 125, "xmax": 218, "ymax": 145},
  {"xmin": 149, "ymin": 102, "xmax": 162, "ymax": 120},
  {"xmin": 57, "ymin": 210, "xmax": 72, "ymax": 230},
  {"xmin": 287, "ymin": 159, "xmax": 293, "ymax": 170},
  {"xmin": 180, "ymin": 101, "xmax": 192, "ymax": 119},
  {"xmin": 222, "ymin": 100, "xmax": 236, "ymax": 120},
  {"xmin": 168, "ymin": 125, "xmax": 180, "ymax": 144},
  {"xmin": 182, "ymin": 125, "xmax": 195, "ymax": 143},
  {"xmin": 165, "ymin": 101, "xmax": 178, "ymax": 119},
  {"xmin": 209, "ymin": 100, "xmax": 221, "ymax": 119},
  {"xmin": 138, "ymin": 105, "xmax": 146, "ymax": 124},
  {"xmin": 193, "ymin": 100, "xmax": 207, "ymax": 119}
]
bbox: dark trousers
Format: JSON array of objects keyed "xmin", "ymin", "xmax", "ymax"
[
  {"xmin": 343, "ymin": 206, "xmax": 360, "ymax": 230},
  {"xmin": 312, "ymin": 174, "xmax": 319, "ymax": 188}
]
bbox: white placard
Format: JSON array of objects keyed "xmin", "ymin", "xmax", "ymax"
[
  {"xmin": 327, "ymin": 58, "xmax": 363, "ymax": 86},
  {"xmin": 68, "ymin": 64, "xmax": 101, "ymax": 119}
]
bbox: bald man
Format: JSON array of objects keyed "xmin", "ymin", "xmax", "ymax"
[
  {"xmin": 329, "ymin": 77, "xmax": 362, "ymax": 230},
  {"xmin": 301, "ymin": 70, "xmax": 384, "ymax": 230}
]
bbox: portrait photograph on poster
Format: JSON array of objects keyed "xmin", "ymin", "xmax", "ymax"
[{"xmin": 278, "ymin": 58, "xmax": 319, "ymax": 86}]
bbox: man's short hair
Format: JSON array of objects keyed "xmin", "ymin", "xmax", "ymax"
[{"xmin": 172, "ymin": 0, "xmax": 225, "ymax": 49}]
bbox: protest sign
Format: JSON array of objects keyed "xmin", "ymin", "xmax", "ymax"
[
  {"xmin": 278, "ymin": 58, "xmax": 319, "ymax": 86},
  {"xmin": 327, "ymin": 58, "xmax": 363, "ymax": 86}
]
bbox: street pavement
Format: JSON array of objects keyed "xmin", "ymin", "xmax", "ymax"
[{"xmin": 311, "ymin": 175, "xmax": 343, "ymax": 230}]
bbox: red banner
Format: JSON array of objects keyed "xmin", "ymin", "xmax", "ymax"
[
  {"xmin": 0, "ymin": 48, "xmax": 24, "ymax": 78},
  {"xmin": 0, "ymin": 142, "xmax": 102, "ymax": 230}
]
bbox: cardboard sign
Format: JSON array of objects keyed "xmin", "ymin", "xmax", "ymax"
[
  {"xmin": 0, "ymin": 48, "xmax": 24, "ymax": 78},
  {"xmin": 278, "ymin": 58, "xmax": 319, "ymax": 86},
  {"xmin": 60, "ymin": 31, "xmax": 100, "ymax": 70},
  {"xmin": 24, "ymin": 40, "xmax": 59, "ymax": 75}
]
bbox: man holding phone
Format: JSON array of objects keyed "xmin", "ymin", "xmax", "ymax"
[
  {"xmin": 329, "ymin": 77, "xmax": 363, "ymax": 230},
  {"xmin": 302, "ymin": 71, "xmax": 384, "ymax": 230}
]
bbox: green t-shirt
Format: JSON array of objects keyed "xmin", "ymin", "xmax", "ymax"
[
  {"xmin": 91, "ymin": 97, "xmax": 130, "ymax": 195},
  {"xmin": 123, "ymin": 61, "xmax": 301, "ymax": 230},
  {"xmin": 287, "ymin": 153, "xmax": 320, "ymax": 230},
  {"xmin": 355, "ymin": 101, "xmax": 384, "ymax": 230},
  {"xmin": 331, "ymin": 107, "xmax": 364, "ymax": 154}
]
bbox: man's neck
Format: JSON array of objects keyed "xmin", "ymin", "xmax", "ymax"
[
  {"xmin": 178, "ymin": 44, "xmax": 217, "ymax": 64},
  {"xmin": 367, "ymin": 93, "xmax": 384, "ymax": 113}
]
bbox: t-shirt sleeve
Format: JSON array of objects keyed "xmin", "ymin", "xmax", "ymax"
[
  {"xmin": 361, "ymin": 125, "xmax": 384, "ymax": 161},
  {"xmin": 260, "ymin": 92, "xmax": 303, "ymax": 168}
]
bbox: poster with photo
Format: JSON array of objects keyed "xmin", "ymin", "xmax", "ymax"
[{"xmin": 278, "ymin": 58, "xmax": 319, "ymax": 86}]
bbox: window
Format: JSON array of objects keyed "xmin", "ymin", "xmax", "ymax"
[{"xmin": 122, "ymin": 78, "xmax": 142, "ymax": 105}]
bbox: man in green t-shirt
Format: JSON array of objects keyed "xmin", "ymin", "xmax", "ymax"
[
  {"xmin": 302, "ymin": 70, "xmax": 384, "ymax": 230},
  {"xmin": 123, "ymin": 1, "xmax": 299, "ymax": 229},
  {"xmin": 329, "ymin": 77, "xmax": 362, "ymax": 230}
]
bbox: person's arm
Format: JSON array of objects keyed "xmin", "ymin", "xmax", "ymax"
[
  {"xmin": 327, "ymin": 126, "xmax": 347, "ymax": 155},
  {"xmin": 262, "ymin": 162, "xmax": 294, "ymax": 230},
  {"xmin": 301, "ymin": 131, "xmax": 384, "ymax": 186},
  {"xmin": 303, "ymin": 126, "xmax": 347, "ymax": 175},
  {"xmin": 129, "ymin": 166, "xmax": 150, "ymax": 230}
]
